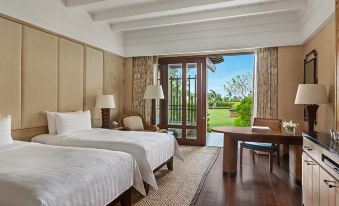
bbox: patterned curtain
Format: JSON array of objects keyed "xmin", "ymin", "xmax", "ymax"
[
  {"xmin": 132, "ymin": 56, "xmax": 155, "ymax": 123},
  {"xmin": 253, "ymin": 47, "xmax": 278, "ymax": 119}
]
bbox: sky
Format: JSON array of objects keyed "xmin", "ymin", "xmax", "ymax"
[{"xmin": 208, "ymin": 54, "xmax": 255, "ymax": 97}]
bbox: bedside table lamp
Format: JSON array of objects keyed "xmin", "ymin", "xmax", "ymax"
[
  {"xmin": 144, "ymin": 85, "xmax": 164, "ymax": 125},
  {"xmin": 295, "ymin": 84, "xmax": 327, "ymax": 132},
  {"xmin": 95, "ymin": 95, "xmax": 115, "ymax": 129}
]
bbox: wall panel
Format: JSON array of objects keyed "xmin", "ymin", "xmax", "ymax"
[
  {"xmin": 0, "ymin": 17, "xmax": 22, "ymax": 129},
  {"xmin": 84, "ymin": 46, "xmax": 103, "ymax": 127},
  {"xmin": 58, "ymin": 38, "xmax": 84, "ymax": 112},
  {"xmin": 104, "ymin": 52, "xmax": 124, "ymax": 122},
  {"xmin": 22, "ymin": 26, "xmax": 58, "ymax": 128}
]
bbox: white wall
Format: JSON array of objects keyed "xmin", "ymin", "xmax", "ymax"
[{"xmin": 0, "ymin": 0, "xmax": 124, "ymax": 56}]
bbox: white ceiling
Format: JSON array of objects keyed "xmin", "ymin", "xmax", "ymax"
[{"xmin": 0, "ymin": 0, "xmax": 333, "ymax": 57}]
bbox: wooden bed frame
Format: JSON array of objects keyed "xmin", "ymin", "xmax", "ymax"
[
  {"xmin": 108, "ymin": 187, "xmax": 132, "ymax": 206},
  {"xmin": 143, "ymin": 156, "xmax": 174, "ymax": 194}
]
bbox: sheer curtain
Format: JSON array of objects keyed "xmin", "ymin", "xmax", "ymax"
[
  {"xmin": 253, "ymin": 47, "xmax": 278, "ymax": 119},
  {"xmin": 132, "ymin": 56, "xmax": 157, "ymax": 123}
]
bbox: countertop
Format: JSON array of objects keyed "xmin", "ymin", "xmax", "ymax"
[{"xmin": 303, "ymin": 131, "xmax": 339, "ymax": 157}]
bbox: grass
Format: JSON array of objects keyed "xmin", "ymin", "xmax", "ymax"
[{"xmin": 208, "ymin": 108, "xmax": 235, "ymax": 129}]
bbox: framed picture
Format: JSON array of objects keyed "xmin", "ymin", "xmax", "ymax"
[{"xmin": 304, "ymin": 49, "xmax": 317, "ymax": 121}]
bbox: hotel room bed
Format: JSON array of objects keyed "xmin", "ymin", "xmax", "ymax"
[
  {"xmin": 0, "ymin": 140, "xmax": 145, "ymax": 206},
  {"xmin": 32, "ymin": 128, "xmax": 184, "ymax": 190}
]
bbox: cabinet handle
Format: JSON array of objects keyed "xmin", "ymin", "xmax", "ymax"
[
  {"xmin": 324, "ymin": 180, "xmax": 337, "ymax": 188},
  {"xmin": 304, "ymin": 160, "xmax": 316, "ymax": 165},
  {"xmin": 303, "ymin": 146, "xmax": 313, "ymax": 151}
]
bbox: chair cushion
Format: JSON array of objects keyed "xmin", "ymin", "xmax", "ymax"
[
  {"xmin": 123, "ymin": 116, "xmax": 144, "ymax": 131},
  {"xmin": 242, "ymin": 142, "xmax": 273, "ymax": 151}
]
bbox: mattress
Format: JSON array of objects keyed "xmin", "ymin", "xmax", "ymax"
[
  {"xmin": 32, "ymin": 128, "xmax": 184, "ymax": 190},
  {"xmin": 0, "ymin": 141, "xmax": 145, "ymax": 206}
]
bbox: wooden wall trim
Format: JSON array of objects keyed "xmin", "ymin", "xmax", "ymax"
[{"xmin": 12, "ymin": 126, "xmax": 48, "ymax": 141}]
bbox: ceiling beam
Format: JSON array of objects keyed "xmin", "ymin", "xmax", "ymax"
[
  {"xmin": 64, "ymin": 0, "xmax": 105, "ymax": 7},
  {"xmin": 91, "ymin": 0, "xmax": 233, "ymax": 21},
  {"xmin": 110, "ymin": 0, "xmax": 305, "ymax": 31}
]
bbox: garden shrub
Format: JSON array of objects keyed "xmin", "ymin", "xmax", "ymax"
[
  {"xmin": 208, "ymin": 101, "xmax": 241, "ymax": 109},
  {"xmin": 234, "ymin": 96, "xmax": 252, "ymax": 127}
]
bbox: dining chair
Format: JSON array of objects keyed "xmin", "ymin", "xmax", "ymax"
[{"xmin": 239, "ymin": 118, "xmax": 282, "ymax": 173}]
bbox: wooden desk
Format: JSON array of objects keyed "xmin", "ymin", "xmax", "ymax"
[{"xmin": 212, "ymin": 126, "xmax": 303, "ymax": 178}]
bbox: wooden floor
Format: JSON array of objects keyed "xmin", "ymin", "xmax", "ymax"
[{"xmin": 195, "ymin": 149, "xmax": 302, "ymax": 206}]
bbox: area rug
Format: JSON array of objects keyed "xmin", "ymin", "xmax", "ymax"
[{"xmin": 133, "ymin": 146, "xmax": 220, "ymax": 206}]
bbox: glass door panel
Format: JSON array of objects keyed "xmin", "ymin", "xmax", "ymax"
[
  {"xmin": 186, "ymin": 63, "xmax": 197, "ymax": 127},
  {"xmin": 159, "ymin": 58, "xmax": 206, "ymax": 146},
  {"xmin": 168, "ymin": 64, "xmax": 182, "ymax": 125}
]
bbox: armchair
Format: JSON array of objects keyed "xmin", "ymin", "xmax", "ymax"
[{"xmin": 118, "ymin": 113, "xmax": 159, "ymax": 132}]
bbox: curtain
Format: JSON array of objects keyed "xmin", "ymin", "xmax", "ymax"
[
  {"xmin": 132, "ymin": 56, "xmax": 156, "ymax": 123},
  {"xmin": 253, "ymin": 47, "xmax": 278, "ymax": 119}
]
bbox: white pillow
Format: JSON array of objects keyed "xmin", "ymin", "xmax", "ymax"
[
  {"xmin": 123, "ymin": 116, "xmax": 144, "ymax": 131},
  {"xmin": 0, "ymin": 115, "xmax": 13, "ymax": 145},
  {"xmin": 55, "ymin": 111, "xmax": 91, "ymax": 135},
  {"xmin": 46, "ymin": 111, "xmax": 57, "ymax": 134},
  {"xmin": 46, "ymin": 110, "xmax": 83, "ymax": 134}
]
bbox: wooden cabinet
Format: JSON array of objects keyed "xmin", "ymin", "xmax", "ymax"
[
  {"xmin": 302, "ymin": 152, "xmax": 320, "ymax": 206},
  {"xmin": 319, "ymin": 167, "xmax": 337, "ymax": 206},
  {"xmin": 302, "ymin": 152, "xmax": 338, "ymax": 206}
]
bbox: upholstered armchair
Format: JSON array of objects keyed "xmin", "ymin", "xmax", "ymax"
[{"xmin": 118, "ymin": 113, "xmax": 159, "ymax": 132}]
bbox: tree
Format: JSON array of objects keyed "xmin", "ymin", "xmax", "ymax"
[
  {"xmin": 234, "ymin": 96, "xmax": 253, "ymax": 127},
  {"xmin": 208, "ymin": 90, "xmax": 222, "ymax": 108},
  {"xmin": 224, "ymin": 72, "xmax": 253, "ymax": 100}
]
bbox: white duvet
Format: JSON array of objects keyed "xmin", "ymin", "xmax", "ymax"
[
  {"xmin": 0, "ymin": 141, "xmax": 145, "ymax": 206},
  {"xmin": 32, "ymin": 129, "xmax": 184, "ymax": 190}
]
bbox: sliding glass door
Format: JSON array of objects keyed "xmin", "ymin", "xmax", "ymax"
[{"xmin": 159, "ymin": 57, "xmax": 206, "ymax": 146}]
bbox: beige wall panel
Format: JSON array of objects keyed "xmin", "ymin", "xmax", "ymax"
[
  {"xmin": 304, "ymin": 19, "xmax": 336, "ymax": 132},
  {"xmin": 22, "ymin": 26, "xmax": 58, "ymax": 128},
  {"xmin": 84, "ymin": 46, "xmax": 103, "ymax": 127},
  {"xmin": 123, "ymin": 57, "xmax": 133, "ymax": 113},
  {"xmin": 104, "ymin": 52, "xmax": 124, "ymax": 122},
  {"xmin": 0, "ymin": 17, "xmax": 22, "ymax": 129},
  {"xmin": 58, "ymin": 38, "xmax": 84, "ymax": 112},
  {"xmin": 278, "ymin": 46, "xmax": 304, "ymax": 129}
]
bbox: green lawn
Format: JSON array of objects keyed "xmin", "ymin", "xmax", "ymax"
[{"xmin": 208, "ymin": 109, "xmax": 235, "ymax": 129}]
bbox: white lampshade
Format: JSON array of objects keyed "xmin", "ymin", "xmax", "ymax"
[
  {"xmin": 143, "ymin": 85, "xmax": 164, "ymax": 99},
  {"xmin": 295, "ymin": 84, "xmax": 327, "ymax": 105},
  {"xmin": 95, "ymin": 95, "xmax": 115, "ymax": 108}
]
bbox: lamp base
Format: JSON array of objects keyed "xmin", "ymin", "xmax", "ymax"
[
  {"xmin": 306, "ymin": 104, "xmax": 319, "ymax": 132},
  {"xmin": 101, "ymin": 108, "xmax": 111, "ymax": 129}
]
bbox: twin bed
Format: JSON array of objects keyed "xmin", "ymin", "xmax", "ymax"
[
  {"xmin": 32, "ymin": 128, "xmax": 183, "ymax": 191},
  {"xmin": 0, "ymin": 111, "xmax": 183, "ymax": 206},
  {"xmin": 0, "ymin": 141, "xmax": 145, "ymax": 206}
]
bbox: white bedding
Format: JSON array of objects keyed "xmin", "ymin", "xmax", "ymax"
[
  {"xmin": 0, "ymin": 141, "xmax": 145, "ymax": 206},
  {"xmin": 32, "ymin": 129, "xmax": 184, "ymax": 190}
]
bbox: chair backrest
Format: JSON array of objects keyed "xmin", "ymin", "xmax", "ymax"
[
  {"xmin": 253, "ymin": 118, "xmax": 282, "ymax": 130},
  {"xmin": 118, "ymin": 113, "xmax": 147, "ymax": 129}
]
